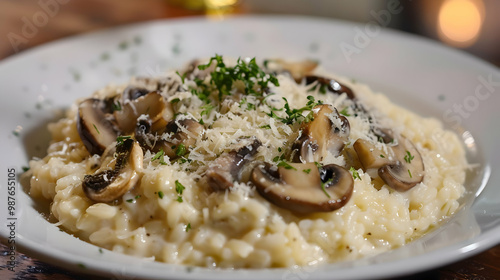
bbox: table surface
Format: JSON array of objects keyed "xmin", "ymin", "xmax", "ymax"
[{"xmin": 1, "ymin": 0, "xmax": 499, "ymax": 279}]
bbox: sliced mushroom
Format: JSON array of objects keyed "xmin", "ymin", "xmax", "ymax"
[
  {"xmin": 353, "ymin": 136, "xmax": 424, "ymax": 191},
  {"xmin": 265, "ymin": 59, "xmax": 318, "ymax": 82},
  {"xmin": 251, "ymin": 162, "xmax": 353, "ymax": 213},
  {"xmin": 371, "ymin": 127, "xmax": 395, "ymax": 144},
  {"xmin": 114, "ymin": 90, "xmax": 173, "ymax": 133},
  {"xmin": 77, "ymin": 98, "xmax": 119, "ymax": 155},
  {"xmin": 135, "ymin": 116, "xmax": 204, "ymax": 159},
  {"xmin": 305, "ymin": 75, "xmax": 355, "ymax": 100},
  {"xmin": 205, "ymin": 138, "xmax": 262, "ymax": 191},
  {"xmin": 82, "ymin": 138, "xmax": 143, "ymax": 202},
  {"xmin": 291, "ymin": 104, "xmax": 350, "ymax": 162},
  {"xmin": 352, "ymin": 138, "xmax": 390, "ymax": 170},
  {"xmin": 122, "ymin": 86, "xmax": 150, "ymax": 100}
]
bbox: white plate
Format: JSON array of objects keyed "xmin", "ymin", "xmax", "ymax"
[{"xmin": 0, "ymin": 15, "xmax": 499, "ymax": 279}]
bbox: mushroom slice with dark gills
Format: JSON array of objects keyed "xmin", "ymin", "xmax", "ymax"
[
  {"xmin": 135, "ymin": 116, "xmax": 204, "ymax": 159},
  {"xmin": 77, "ymin": 98, "xmax": 119, "ymax": 155},
  {"xmin": 291, "ymin": 104, "xmax": 350, "ymax": 163},
  {"xmin": 353, "ymin": 136, "xmax": 424, "ymax": 191},
  {"xmin": 113, "ymin": 89, "xmax": 174, "ymax": 133},
  {"xmin": 251, "ymin": 162, "xmax": 353, "ymax": 213},
  {"xmin": 82, "ymin": 138, "xmax": 143, "ymax": 202},
  {"xmin": 305, "ymin": 75, "xmax": 355, "ymax": 100},
  {"xmin": 205, "ymin": 138, "xmax": 262, "ymax": 191}
]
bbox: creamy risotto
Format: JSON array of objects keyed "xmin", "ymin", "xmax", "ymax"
[{"xmin": 28, "ymin": 56, "xmax": 467, "ymax": 268}]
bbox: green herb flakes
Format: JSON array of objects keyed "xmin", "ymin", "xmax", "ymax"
[
  {"xmin": 175, "ymin": 180, "xmax": 185, "ymax": 195},
  {"xmin": 116, "ymin": 135, "xmax": 131, "ymax": 146},
  {"xmin": 175, "ymin": 144, "xmax": 187, "ymax": 157},
  {"xmin": 321, "ymin": 179, "xmax": 333, "ymax": 198},
  {"xmin": 93, "ymin": 124, "xmax": 100, "ymax": 134},
  {"xmin": 350, "ymin": 167, "xmax": 361, "ymax": 180},
  {"xmin": 339, "ymin": 107, "xmax": 350, "ymax": 116},
  {"xmin": 152, "ymin": 149, "xmax": 168, "ymax": 165},
  {"xmin": 277, "ymin": 161, "xmax": 297, "ymax": 170},
  {"xmin": 404, "ymin": 151, "xmax": 414, "ymax": 164}
]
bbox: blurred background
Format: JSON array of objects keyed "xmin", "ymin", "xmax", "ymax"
[{"xmin": 0, "ymin": 0, "xmax": 499, "ymax": 65}]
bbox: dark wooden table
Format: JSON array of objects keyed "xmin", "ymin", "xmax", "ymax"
[{"xmin": 1, "ymin": 0, "xmax": 499, "ymax": 279}]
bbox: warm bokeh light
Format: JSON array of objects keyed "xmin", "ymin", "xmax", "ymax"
[
  {"xmin": 205, "ymin": 0, "xmax": 238, "ymax": 8},
  {"xmin": 437, "ymin": 0, "xmax": 485, "ymax": 48}
]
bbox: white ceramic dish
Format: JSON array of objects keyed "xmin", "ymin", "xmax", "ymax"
[{"xmin": 0, "ymin": 16, "xmax": 499, "ymax": 279}]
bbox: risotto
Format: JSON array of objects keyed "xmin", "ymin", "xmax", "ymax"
[{"xmin": 28, "ymin": 56, "xmax": 467, "ymax": 268}]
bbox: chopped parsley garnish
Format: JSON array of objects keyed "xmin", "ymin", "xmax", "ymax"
[
  {"xmin": 259, "ymin": 124, "xmax": 271, "ymax": 129},
  {"xmin": 339, "ymin": 107, "xmax": 350, "ymax": 116},
  {"xmin": 112, "ymin": 101, "xmax": 122, "ymax": 111},
  {"xmin": 404, "ymin": 151, "xmax": 414, "ymax": 164},
  {"xmin": 175, "ymin": 180, "xmax": 185, "ymax": 195},
  {"xmin": 200, "ymin": 104, "xmax": 215, "ymax": 117},
  {"xmin": 197, "ymin": 54, "xmax": 279, "ymax": 101},
  {"xmin": 321, "ymin": 179, "xmax": 333, "ymax": 198},
  {"xmin": 170, "ymin": 98, "xmax": 180, "ymax": 104},
  {"xmin": 281, "ymin": 95, "xmax": 323, "ymax": 124},
  {"xmin": 99, "ymin": 248, "xmax": 103, "ymax": 254},
  {"xmin": 303, "ymin": 168, "xmax": 312, "ymax": 174},
  {"xmin": 158, "ymin": 191, "xmax": 164, "ymax": 199},
  {"xmin": 350, "ymin": 167, "xmax": 361, "ymax": 180},
  {"xmin": 239, "ymin": 98, "xmax": 256, "ymax": 110},
  {"xmin": 185, "ymin": 223, "xmax": 191, "ymax": 232},
  {"xmin": 22, "ymin": 166, "xmax": 30, "ymax": 172},
  {"xmin": 175, "ymin": 180, "xmax": 186, "ymax": 203},
  {"xmin": 116, "ymin": 135, "xmax": 131, "ymax": 146},
  {"xmin": 176, "ymin": 71, "xmax": 186, "ymax": 83},
  {"xmin": 380, "ymin": 154, "xmax": 385, "ymax": 158},
  {"xmin": 126, "ymin": 199, "xmax": 134, "ymax": 203},
  {"xmin": 273, "ymin": 154, "xmax": 285, "ymax": 162},
  {"xmin": 314, "ymin": 162, "xmax": 323, "ymax": 168},
  {"xmin": 152, "ymin": 149, "xmax": 168, "ymax": 165},
  {"xmin": 277, "ymin": 161, "xmax": 297, "ymax": 170},
  {"xmin": 308, "ymin": 83, "xmax": 327, "ymax": 94},
  {"xmin": 408, "ymin": 169, "xmax": 413, "ymax": 178},
  {"xmin": 135, "ymin": 195, "xmax": 141, "ymax": 199},
  {"xmin": 93, "ymin": 124, "xmax": 100, "ymax": 134},
  {"xmin": 175, "ymin": 144, "xmax": 187, "ymax": 157}
]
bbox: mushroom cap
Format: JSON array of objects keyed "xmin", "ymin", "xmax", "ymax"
[
  {"xmin": 378, "ymin": 138, "xmax": 424, "ymax": 191},
  {"xmin": 156, "ymin": 118, "xmax": 204, "ymax": 158},
  {"xmin": 77, "ymin": 98, "xmax": 119, "ymax": 155},
  {"xmin": 114, "ymin": 91, "xmax": 171, "ymax": 133},
  {"xmin": 82, "ymin": 138, "xmax": 143, "ymax": 202},
  {"xmin": 293, "ymin": 104, "xmax": 350, "ymax": 162},
  {"xmin": 354, "ymin": 136, "xmax": 424, "ymax": 191},
  {"xmin": 305, "ymin": 75, "xmax": 355, "ymax": 99},
  {"xmin": 251, "ymin": 162, "xmax": 353, "ymax": 214},
  {"xmin": 206, "ymin": 138, "xmax": 261, "ymax": 191}
]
